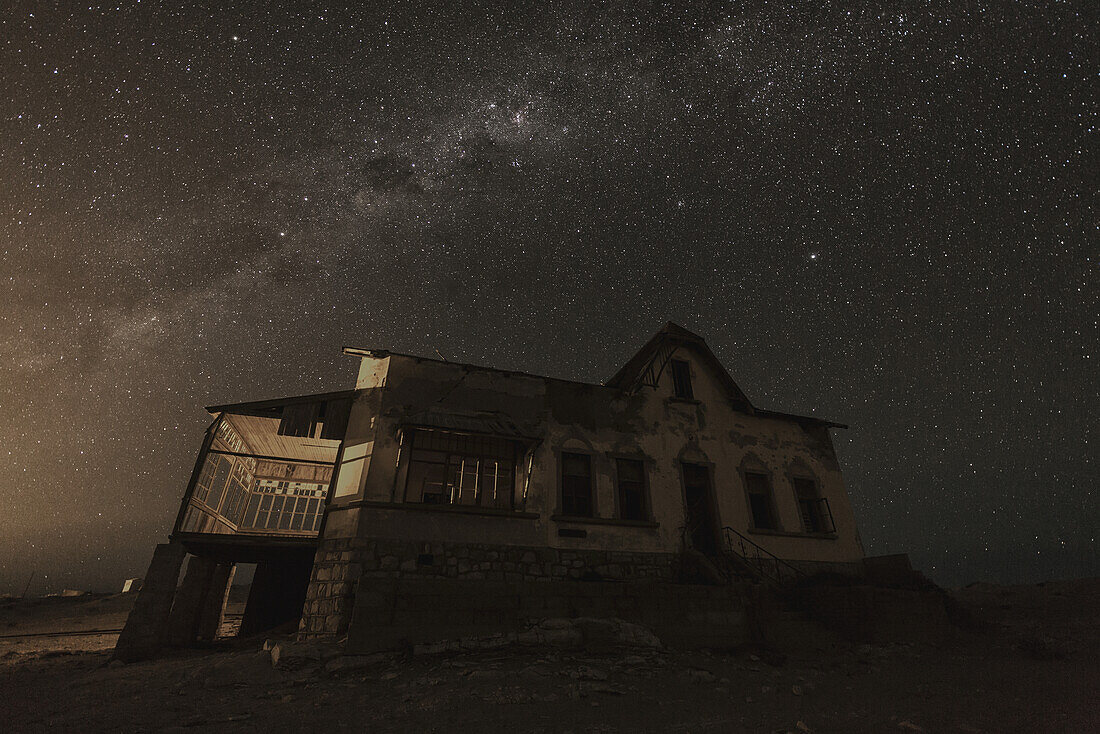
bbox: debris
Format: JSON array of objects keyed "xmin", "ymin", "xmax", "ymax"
[
  {"xmin": 568, "ymin": 665, "xmax": 609, "ymax": 681},
  {"xmin": 897, "ymin": 722, "xmax": 926, "ymax": 732},
  {"xmin": 270, "ymin": 641, "xmax": 327, "ymax": 670},
  {"xmin": 584, "ymin": 682, "xmax": 625, "ymax": 696},
  {"xmin": 687, "ymin": 669, "xmax": 716, "ymax": 683}
]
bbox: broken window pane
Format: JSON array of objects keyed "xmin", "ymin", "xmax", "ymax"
[{"xmin": 404, "ymin": 429, "xmax": 517, "ymax": 509}]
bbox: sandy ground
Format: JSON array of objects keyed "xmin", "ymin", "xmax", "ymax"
[{"xmin": 1, "ymin": 579, "xmax": 1097, "ymax": 733}]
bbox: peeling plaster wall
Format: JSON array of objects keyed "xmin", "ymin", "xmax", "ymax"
[
  {"xmin": 355, "ymin": 354, "xmax": 390, "ymax": 388},
  {"xmin": 324, "ymin": 352, "xmax": 863, "ymax": 565}
]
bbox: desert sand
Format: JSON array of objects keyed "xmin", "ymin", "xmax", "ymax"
[{"xmin": 2, "ymin": 579, "xmax": 1097, "ymax": 733}]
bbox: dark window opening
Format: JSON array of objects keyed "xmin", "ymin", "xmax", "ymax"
[
  {"xmin": 616, "ymin": 458, "xmax": 648, "ymax": 521},
  {"xmin": 793, "ymin": 477, "xmax": 830, "ymax": 533},
  {"xmin": 670, "ymin": 359, "xmax": 694, "ymax": 399},
  {"xmin": 560, "ymin": 452, "xmax": 593, "ymax": 517},
  {"xmin": 745, "ymin": 471, "xmax": 779, "ymax": 530},
  {"xmin": 404, "ymin": 430, "xmax": 517, "ymax": 509}
]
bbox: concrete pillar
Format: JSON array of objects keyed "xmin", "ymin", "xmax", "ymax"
[
  {"xmin": 166, "ymin": 556, "xmax": 235, "ymax": 646},
  {"xmin": 112, "ymin": 541, "xmax": 187, "ymax": 663}
]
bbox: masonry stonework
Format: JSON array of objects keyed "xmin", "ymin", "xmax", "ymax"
[{"xmin": 299, "ymin": 536, "xmax": 681, "ymax": 637}]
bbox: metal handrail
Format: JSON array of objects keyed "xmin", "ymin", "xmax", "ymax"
[{"xmin": 722, "ymin": 526, "xmax": 806, "ymax": 584}]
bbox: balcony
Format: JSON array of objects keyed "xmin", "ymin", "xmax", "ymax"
[{"xmin": 174, "ymin": 392, "xmax": 352, "ymax": 543}]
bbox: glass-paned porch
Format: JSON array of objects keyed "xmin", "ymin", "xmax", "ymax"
[{"xmin": 176, "ymin": 395, "xmax": 349, "ymax": 539}]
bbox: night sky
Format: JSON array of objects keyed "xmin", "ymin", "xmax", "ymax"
[{"xmin": 2, "ymin": 2, "xmax": 1095, "ymax": 594}]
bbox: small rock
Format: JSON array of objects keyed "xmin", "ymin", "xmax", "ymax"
[
  {"xmin": 270, "ymin": 641, "xmax": 341, "ymax": 670},
  {"xmin": 325, "ymin": 654, "xmax": 386, "ymax": 675},
  {"xmin": 412, "ymin": 642, "xmax": 449, "ymax": 655},
  {"xmin": 380, "ymin": 671, "xmax": 398, "ymax": 681},
  {"xmin": 540, "ymin": 618, "xmax": 575, "ymax": 630},
  {"xmin": 570, "ymin": 666, "xmax": 609, "ymax": 681},
  {"xmin": 796, "ymin": 722, "xmax": 814, "ymax": 733},
  {"xmin": 791, "ymin": 685, "xmax": 804, "ymax": 696},
  {"xmin": 897, "ymin": 722, "xmax": 926, "ymax": 732},
  {"xmin": 688, "ymin": 669, "xmax": 716, "ymax": 683},
  {"xmin": 579, "ymin": 682, "xmax": 624, "ymax": 696}
]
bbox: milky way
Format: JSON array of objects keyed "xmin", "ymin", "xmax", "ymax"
[{"xmin": 1, "ymin": 2, "xmax": 1095, "ymax": 593}]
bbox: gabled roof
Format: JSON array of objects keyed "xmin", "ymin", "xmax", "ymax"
[
  {"xmin": 607, "ymin": 322, "xmax": 847, "ymax": 428},
  {"xmin": 606, "ymin": 322, "xmax": 754, "ymax": 407}
]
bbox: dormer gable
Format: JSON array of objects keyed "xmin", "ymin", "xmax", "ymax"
[{"xmin": 606, "ymin": 322, "xmax": 754, "ymax": 411}]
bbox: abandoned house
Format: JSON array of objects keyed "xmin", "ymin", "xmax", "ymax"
[{"xmin": 115, "ymin": 323, "xmax": 868, "ymax": 660}]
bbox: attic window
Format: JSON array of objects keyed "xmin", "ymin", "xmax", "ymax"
[{"xmin": 670, "ymin": 360, "xmax": 694, "ymax": 399}]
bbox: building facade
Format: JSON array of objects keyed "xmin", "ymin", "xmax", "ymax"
[{"xmin": 116, "ymin": 323, "xmax": 865, "ymax": 659}]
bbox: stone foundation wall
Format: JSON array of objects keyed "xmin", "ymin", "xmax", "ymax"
[
  {"xmin": 299, "ymin": 537, "xmax": 680, "ymax": 637},
  {"xmin": 344, "ymin": 577, "xmax": 755, "ymax": 653}
]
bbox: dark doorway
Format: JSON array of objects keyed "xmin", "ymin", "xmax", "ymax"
[
  {"xmin": 681, "ymin": 462, "xmax": 718, "ymax": 555},
  {"xmin": 238, "ymin": 556, "xmax": 314, "ymax": 637}
]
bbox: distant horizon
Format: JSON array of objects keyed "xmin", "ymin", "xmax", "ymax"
[{"xmin": 5, "ymin": 547, "xmax": 1097, "ymax": 597}]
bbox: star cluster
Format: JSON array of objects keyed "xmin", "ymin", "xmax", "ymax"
[{"xmin": 1, "ymin": 2, "xmax": 1094, "ymax": 593}]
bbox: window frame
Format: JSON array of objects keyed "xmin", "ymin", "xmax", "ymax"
[
  {"xmin": 612, "ymin": 455, "xmax": 651, "ymax": 522},
  {"xmin": 669, "ymin": 359, "xmax": 695, "ymax": 399},
  {"xmin": 790, "ymin": 474, "xmax": 833, "ymax": 534},
  {"xmin": 401, "ymin": 428, "xmax": 520, "ymax": 511},
  {"xmin": 739, "ymin": 464, "xmax": 782, "ymax": 532},
  {"xmin": 558, "ymin": 450, "xmax": 596, "ymax": 518}
]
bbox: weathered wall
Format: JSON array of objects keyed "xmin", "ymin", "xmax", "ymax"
[
  {"xmin": 301, "ymin": 348, "xmax": 866, "ymax": 639},
  {"xmin": 330, "ymin": 352, "xmax": 862, "ymax": 563}
]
